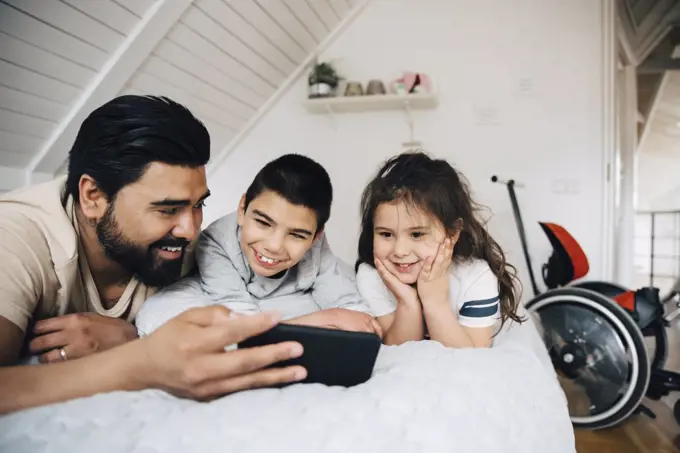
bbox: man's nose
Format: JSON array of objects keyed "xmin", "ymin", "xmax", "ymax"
[{"xmin": 172, "ymin": 211, "xmax": 199, "ymax": 241}]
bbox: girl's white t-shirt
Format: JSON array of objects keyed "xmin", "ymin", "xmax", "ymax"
[{"xmin": 356, "ymin": 258, "xmax": 501, "ymax": 328}]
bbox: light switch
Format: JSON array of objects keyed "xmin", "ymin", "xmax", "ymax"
[{"xmin": 552, "ymin": 180, "xmax": 566, "ymax": 193}]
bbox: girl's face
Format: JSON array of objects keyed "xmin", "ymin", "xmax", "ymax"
[{"xmin": 372, "ymin": 200, "xmax": 447, "ymax": 284}]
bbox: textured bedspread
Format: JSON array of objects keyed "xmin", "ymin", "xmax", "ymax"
[{"xmin": 0, "ymin": 316, "xmax": 574, "ymax": 453}]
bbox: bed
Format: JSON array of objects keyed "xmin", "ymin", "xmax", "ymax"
[{"xmin": 0, "ymin": 310, "xmax": 575, "ymax": 453}]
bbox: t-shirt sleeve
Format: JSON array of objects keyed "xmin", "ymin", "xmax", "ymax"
[
  {"xmin": 195, "ymin": 224, "xmax": 256, "ymax": 309},
  {"xmin": 457, "ymin": 263, "xmax": 501, "ymax": 328},
  {"xmin": 355, "ymin": 263, "xmax": 397, "ymax": 318},
  {"xmin": 134, "ymin": 275, "xmax": 212, "ymax": 336},
  {"xmin": 0, "ymin": 215, "xmax": 55, "ymax": 332},
  {"xmin": 310, "ymin": 234, "xmax": 372, "ymax": 314}
]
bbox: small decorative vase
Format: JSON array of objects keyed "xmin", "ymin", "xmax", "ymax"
[
  {"xmin": 344, "ymin": 81, "xmax": 364, "ymax": 96},
  {"xmin": 366, "ymin": 79, "xmax": 386, "ymax": 95},
  {"xmin": 308, "ymin": 82, "xmax": 334, "ymax": 98}
]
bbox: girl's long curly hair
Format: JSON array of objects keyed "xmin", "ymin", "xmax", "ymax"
[{"xmin": 356, "ymin": 151, "xmax": 524, "ymax": 328}]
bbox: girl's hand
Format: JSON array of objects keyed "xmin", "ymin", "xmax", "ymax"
[
  {"xmin": 374, "ymin": 257, "xmax": 419, "ymax": 306},
  {"xmin": 417, "ymin": 235, "xmax": 458, "ymax": 308}
]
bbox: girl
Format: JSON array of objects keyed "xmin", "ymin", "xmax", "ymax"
[{"xmin": 355, "ymin": 151, "xmax": 523, "ymax": 348}]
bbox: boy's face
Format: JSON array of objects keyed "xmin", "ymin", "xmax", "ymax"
[{"xmin": 237, "ymin": 190, "xmax": 319, "ymax": 277}]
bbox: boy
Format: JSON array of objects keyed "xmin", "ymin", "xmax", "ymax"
[{"xmin": 135, "ymin": 154, "xmax": 381, "ymax": 337}]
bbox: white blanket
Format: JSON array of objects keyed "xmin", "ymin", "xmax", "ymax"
[{"xmin": 0, "ymin": 315, "xmax": 575, "ymax": 453}]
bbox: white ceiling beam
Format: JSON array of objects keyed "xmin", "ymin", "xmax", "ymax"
[{"xmin": 26, "ymin": 0, "xmax": 194, "ymax": 181}]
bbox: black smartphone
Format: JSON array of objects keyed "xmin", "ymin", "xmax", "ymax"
[{"xmin": 238, "ymin": 323, "xmax": 382, "ymax": 388}]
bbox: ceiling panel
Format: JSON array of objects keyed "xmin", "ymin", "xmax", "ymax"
[
  {"xmin": 61, "ymin": 0, "xmax": 140, "ymax": 35},
  {"xmin": 195, "ymin": 0, "xmax": 298, "ymax": 73},
  {"xmin": 0, "ymin": 0, "xmax": 360, "ymax": 185},
  {"xmin": 255, "ymin": 0, "xmax": 319, "ymax": 52},
  {"xmin": 166, "ymin": 23, "xmax": 274, "ymax": 98},
  {"xmin": 118, "ymin": 0, "xmax": 359, "ymax": 169},
  {"xmin": 227, "ymin": 1, "xmax": 308, "ymax": 63},
  {"xmin": 282, "ymin": 0, "xmax": 331, "ymax": 42},
  {"xmin": 113, "ymin": 0, "xmax": 157, "ymax": 18},
  {"xmin": 0, "ymin": 149, "xmax": 34, "ymax": 168},
  {"xmin": 180, "ymin": 5, "xmax": 286, "ymax": 85},
  {"xmin": 0, "ymin": 32, "xmax": 96, "ymax": 87},
  {"xmin": 2, "ymin": 0, "xmax": 125, "ymax": 53},
  {"xmin": 0, "ymin": 85, "xmax": 68, "ymax": 122},
  {"xmin": 0, "ymin": 0, "xmax": 153, "ymax": 177}
]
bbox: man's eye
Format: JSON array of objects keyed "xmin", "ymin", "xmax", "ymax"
[
  {"xmin": 255, "ymin": 219, "xmax": 270, "ymax": 227},
  {"xmin": 291, "ymin": 233, "xmax": 307, "ymax": 240},
  {"xmin": 195, "ymin": 201, "xmax": 206, "ymax": 209},
  {"xmin": 160, "ymin": 208, "xmax": 180, "ymax": 216}
]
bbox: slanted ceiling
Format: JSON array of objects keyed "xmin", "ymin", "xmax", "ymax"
[
  {"xmin": 617, "ymin": 0, "xmax": 680, "ymax": 157},
  {"xmin": 0, "ymin": 0, "xmax": 362, "ymax": 191}
]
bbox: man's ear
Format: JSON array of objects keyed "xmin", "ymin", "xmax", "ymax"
[
  {"xmin": 78, "ymin": 175, "xmax": 109, "ymax": 221},
  {"xmin": 237, "ymin": 193, "xmax": 247, "ymax": 226}
]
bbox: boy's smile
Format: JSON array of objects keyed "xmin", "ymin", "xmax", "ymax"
[{"xmin": 237, "ymin": 190, "xmax": 319, "ymax": 277}]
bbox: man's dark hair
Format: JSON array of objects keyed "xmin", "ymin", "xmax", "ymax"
[
  {"xmin": 244, "ymin": 154, "xmax": 333, "ymax": 233},
  {"xmin": 66, "ymin": 95, "xmax": 210, "ymax": 202}
]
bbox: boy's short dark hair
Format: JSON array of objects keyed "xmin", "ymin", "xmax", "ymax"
[
  {"xmin": 244, "ymin": 154, "xmax": 333, "ymax": 233},
  {"xmin": 66, "ymin": 95, "xmax": 210, "ymax": 202}
]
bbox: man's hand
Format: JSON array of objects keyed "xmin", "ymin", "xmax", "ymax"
[
  {"xmin": 137, "ymin": 306, "xmax": 307, "ymax": 399},
  {"xmin": 290, "ymin": 309, "xmax": 383, "ymax": 338},
  {"xmin": 0, "ymin": 306, "xmax": 308, "ymax": 415},
  {"xmin": 29, "ymin": 313, "xmax": 139, "ymax": 363}
]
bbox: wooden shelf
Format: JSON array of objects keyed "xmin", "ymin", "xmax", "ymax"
[{"xmin": 303, "ymin": 93, "xmax": 439, "ymax": 114}]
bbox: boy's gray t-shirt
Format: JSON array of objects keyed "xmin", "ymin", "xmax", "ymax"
[{"xmin": 135, "ymin": 212, "xmax": 371, "ymax": 335}]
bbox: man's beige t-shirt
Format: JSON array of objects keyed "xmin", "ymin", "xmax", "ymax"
[{"xmin": 0, "ymin": 177, "xmax": 162, "ymax": 332}]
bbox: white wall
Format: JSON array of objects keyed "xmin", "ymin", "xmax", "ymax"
[
  {"xmin": 0, "ymin": 166, "xmax": 26, "ymax": 193},
  {"xmin": 205, "ymin": 0, "xmax": 611, "ymax": 302}
]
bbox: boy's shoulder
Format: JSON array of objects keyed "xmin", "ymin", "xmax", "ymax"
[
  {"xmin": 296, "ymin": 232, "xmax": 340, "ymax": 282},
  {"xmin": 200, "ymin": 212, "xmax": 240, "ymax": 254},
  {"xmin": 196, "ymin": 211, "xmax": 245, "ymax": 272},
  {"xmin": 203, "ymin": 211, "xmax": 239, "ymax": 237}
]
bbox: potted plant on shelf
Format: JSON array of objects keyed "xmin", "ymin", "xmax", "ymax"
[{"xmin": 308, "ymin": 60, "xmax": 340, "ymax": 98}]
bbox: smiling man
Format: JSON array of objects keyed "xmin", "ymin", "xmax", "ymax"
[
  {"xmin": 0, "ymin": 96, "xmax": 308, "ymax": 414},
  {"xmin": 0, "ymin": 95, "xmax": 210, "ymax": 366}
]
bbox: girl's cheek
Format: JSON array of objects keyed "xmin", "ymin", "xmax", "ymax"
[{"xmin": 416, "ymin": 243, "xmax": 439, "ymax": 261}]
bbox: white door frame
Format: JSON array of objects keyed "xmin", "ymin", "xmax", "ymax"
[
  {"xmin": 601, "ymin": 0, "xmax": 639, "ymax": 285},
  {"xmin": 600, "ymin": 0, "xmax": 618, "ymax": 282}
]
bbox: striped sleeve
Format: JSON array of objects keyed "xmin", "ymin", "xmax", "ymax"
[{"xmin": 457, "ymin": 264, "xmax": 501, "ymax": 328}]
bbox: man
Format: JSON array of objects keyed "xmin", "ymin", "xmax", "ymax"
[{"xmin": 0, "ymin": 95, "xmax": 305, "ymax": 414}]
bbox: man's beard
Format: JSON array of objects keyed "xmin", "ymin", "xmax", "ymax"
[{"xmin": 96, "ymin": 204, "xmax": 188, "ymax": 288}]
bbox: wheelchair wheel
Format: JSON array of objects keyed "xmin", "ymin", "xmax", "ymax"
[
  {"xmin": 571, "ymin": 281, "xmax": 668, "ymax": 371},
  {"xmin": 526, "ymin": 287, "xmax": 650, "ymax": 430}
]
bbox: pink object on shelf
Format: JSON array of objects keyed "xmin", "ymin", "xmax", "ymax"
[{"xmin": 391, "ymin": 72, "xmax": 432, "ymax": 95}]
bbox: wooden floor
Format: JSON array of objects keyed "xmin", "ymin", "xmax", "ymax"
[
  {"xmin": 572, "ymin": 297, "xmax": 680, "ymax": 452},
  {"xmin": 573, "ymin": 395, "xmax": 680, "ymax": 453}
]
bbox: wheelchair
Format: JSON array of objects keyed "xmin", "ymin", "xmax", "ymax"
[{"xmin": 491, "ymin": 176, "xmax": 680, "ymax": 430}]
